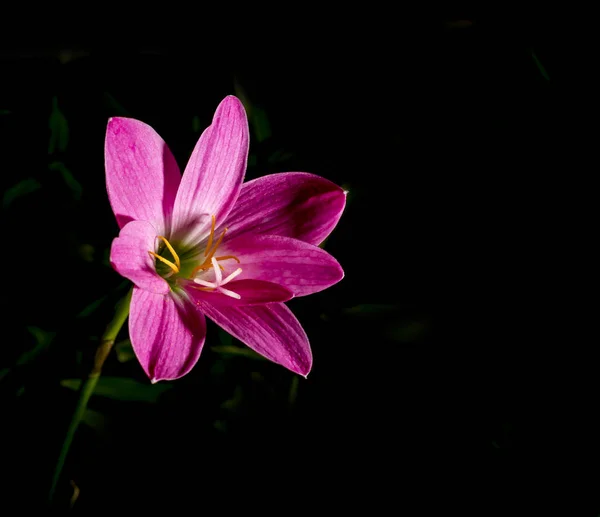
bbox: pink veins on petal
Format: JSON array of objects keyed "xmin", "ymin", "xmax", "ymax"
[{"xmin": 106, "ymin": 95, "xmax": 346, "ymax": 382}]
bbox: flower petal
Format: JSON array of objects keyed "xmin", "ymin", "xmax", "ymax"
[
  {"xmin": 219, "ymin": 234, "xmax": 344, "ymax": 297},
  {"xmin": 222, "ymin": 172, "xmax": 346, "ymax": 246},
  {"xmin": 196, "ymin": 301, "xmax": 312, "ymax": 376},
  {"xmin": 129, "ymin": 288, "xmax": 206, "ymax": 382},
  {"xmin": 105, "ymin": 117, "xmax": 181, "ymax": 235},
  {"xmin": 171, "ymin": 96, "xmax": 249, "ymax": 246},
  {"xmin": 186, "ymin": 279, "xmax": 293, "ymax": 307},
  {"xmin": 110, "ymin": 220, "xmax": 169, "ymax": 295}
]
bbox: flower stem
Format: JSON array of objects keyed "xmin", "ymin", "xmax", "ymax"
[{"xmin": 48, "ymin": 288, "xmax": 132, "ymax": 504}]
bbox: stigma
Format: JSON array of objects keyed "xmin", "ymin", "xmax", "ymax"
[{"xmin": 192, "ymin": 257, "xmax": 243, "ymax": 299}]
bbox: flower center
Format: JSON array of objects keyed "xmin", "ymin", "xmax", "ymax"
[
  {"xmin": 148, "ymin": 215, "xmax": 242, "ymax": 299},
  {"xmin": 188, "ymin": 215, "xmax": 240, "ymax": 278}
]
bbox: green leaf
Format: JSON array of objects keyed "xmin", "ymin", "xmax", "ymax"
[
  {"xmin": 60, "ymin": 376, "xmax": 172, "ymax": 403},
  {"xmin": 16, "ymin": 326, "xmax": 55, "ymax": 365},
  {"xmin": 344, "ymin": 304, "xmax": 398, "ymax": 316},
  {"xmin": 2, "ymin": 178, "xmax": 42, "ymax": 209},
  {"xmin": 48, "ymin": 161, "xmax": 82, "ymax": 200},
  {"xmin": 267, "ymin": 148, "xmax": 294, "ymax": 164},
  {"xmin": 0, "ymin": 327, "xmax": 55, "ymax": 383},
  {"xmin": 288, "ymin": 376, "xmax": 299, "ymax": 406},
  {"xmin": 221, "ymin": 385, "xmax": 243, "ymax": 410},
  {"xmin": 211, "ymin": 345, "xmax": 266, "ymax": 361},
  {"xmin": 82, "ymin": 408, "xmax": 106, "ymax": 432},
  {"xmin": 218, "ymin": 329, "xmax": 233, "ymax": 347},
  {"xmin": 77, "ymin": 295, "xmax": 109, "ymax": 318},
  {"xmin": 250, "ymin": 105, "xmax": 271, "ymax": 143},
  {"xmin": 115, "ymin": 339, "xmax": 135, "ymax": 363},
  {"xmin": 234, "ymin": 80, "xmax": 271, "ymax": 142},
  {"xmin": 531, "ymin": 49, "xmax": 550, "ymax": 81},
  {"xmin": 192, "ymin": 115, "xmax": 201, "ymax": 133},
  {"xmin": 48, "ymin": 97, "xmax": 69, "ymax": 154},
  {"xmin": 384, "ymin": 321, "xmax": 427, "ymax": 343},
  {"xmin": 104, "ymin": 92, "xmax": 131, "ymax": 117},
  {"xmin": 0, "ymin": 109, "xmax": 11, "ymax": 115}
]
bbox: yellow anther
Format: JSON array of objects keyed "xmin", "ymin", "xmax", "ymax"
[
  {"xmin": 148, "ymin": 251, "xmax": 179, "ymax": 274},
  {"xmin": 204, "ymin": 215, "xmax": 216, "ymax": 257},
  {"xmin": 157, "ymin": 236, "xmax": 180, "ymax": 269},
  {"xmin": 207, "ymin": 227, "xmax": 227, "ymax": 259},
  {"xmin": 189, "ymin": 216, "xmax": 240, "ymax": 279}
]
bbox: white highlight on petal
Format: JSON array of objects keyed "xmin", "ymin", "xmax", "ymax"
[{"xmin": 192, "ymin": 257, "xmax": 243, "ymax": 300}]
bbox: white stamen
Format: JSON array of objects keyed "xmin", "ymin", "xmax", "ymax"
[
  {"xmin": 194, "ymin": 278, "xmax": 217, "ymax": 288},
  {"xmin": 192, "ymin": 257, "xmax": 243, "ymax": 300},
  {"xmin": 211, "ymin": 257, "xmax": 223, "ymax": 284},
  {"xmin": 221, "ymin": 267, "xmax": 243, "ymax": 284},
  {"xmin": 217, "ymin": 287, "xmax": 241, "ymax": 299}
]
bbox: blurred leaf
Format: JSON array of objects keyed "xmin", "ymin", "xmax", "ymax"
[
  {"xmin": 0, "ymin": 109, "xmax": 11, "ymax": 115},
  {"xmin": 48, "ymin": 97, "xmax": 69, "ymax": 154},
  {"xmin": 213, "ymin": 420, "xmax": 228, "ymax": 432},
  {"xmin": 61, "ymin": 377, "xmax": 171, "ymax": 403},
  {"xmin": 17, "ymin": 326, "xmax": 56, "ymax": 365},
  {"xmin": 115, "ymin": 339, "xmax": 135, "ymax": 363},
  {"xmin": 2, "ymin": 178, "xmax": 42, "ymax": 209},
  {"xmin": 234, "ymin": 80, "xmax": 271, "ymax": 142},
  {"xmin": 531, "ymin": 49, "xmax": 550, "ymax": 81},
  {"xmin": 192, "ymin": 115, "xmax": 201, "ymax": 133},
  {"xmin": 444, "ymin": 19, "xmax": 473, "ymax": 29},
  {"xmin": 221, "ymin": 385, "xmax": 243, "ymax": 410},
  {"xmin": 288, "ymin": 376, "xmax": 299, "ymax": 406},
  {"xmin": 210, "ymin": 359, "xmax": 227, "ymax": 376},
  {"xmin": 218, "ymin": 329, "xmax": 233, "ymax": 347},
  {"xmin": 77, "ymin": 295, "xmax": 109, "ymax": 318},
  {"xmin": 384, "ymin": 321, "xmax": 427, "ymax": 343},
  {"xmin": 344, "ymin": 304, "xmax": 398, "ymax": 316},
  {"xmin": 104, "ymin": 92, "xmax": 131, "ymax": 117},
  {"xmin": 0, "ymin": 327, "xmax": 54, "ymax": 383},
  {"xmin": 250, "ymin": 106, "xmax": 271, "ymax": 142},
  {"xmin": 49, "ymin": 161, "xmax": 82, "ymax": 200},
  {"xmin": 267, "ymin": 148, "xmax": 294, "ymax": 164},
  {"xmin": 77, "ymin": 244, "xmax": 95, "ymax": 262},
  {"xmin": 82, "ymin": 408, "xmax": 106, "ymax": 432},
  {"xmin": 102, "ymin": 248, "xmax": 111, "ymax": 267},
  {"xmin": 70, "ymin": 480, "xmax": 80, "ymax": 508},
  {"xmin": 211, "ymin": 345, "xmax": 266, "ymax": 361}
]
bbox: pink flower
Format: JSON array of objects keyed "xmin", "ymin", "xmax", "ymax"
[{"xmin": 106, "ymin": 96, "xmax": 345, "ymax": 382}]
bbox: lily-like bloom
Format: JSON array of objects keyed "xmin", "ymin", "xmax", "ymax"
[{"xmin": 106, "ymin": 96, "xmax": 345, "ymax": 382}]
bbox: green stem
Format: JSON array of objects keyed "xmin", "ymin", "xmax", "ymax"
[{"xmin": 49, "ymin": 288, "xmax": 132, "ymax": 504}]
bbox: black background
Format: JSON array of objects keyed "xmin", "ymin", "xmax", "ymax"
[{"xmin": 2, "ymin": 16, "xmax": 583, "ymax": 515}]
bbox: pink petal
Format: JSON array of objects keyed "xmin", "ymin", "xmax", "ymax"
[
  {"xmin": 105, "ymin": 117, "xmax": 181, "ymax": 235},
  {"xmin": 110, "ymin": 220, "xmax": 169, "ymax": 295},
  {"xmin": 171, "ymin": 96, "xmax": 249, "ymax": 246},
  {"xmin": 219, "ymin": 234, "xmax": 344, "ymax": 297},
  {"xmin": 129, "ymin": 288, "xmax": 207, "ymax": 382},
  {"xmin": 196, "ymin": 301, "xmax": 312, "ymax": 376},
  {"xmin": 222, "ymin": 172, "xmax": 346, "ymax": 246},
  {"xmin": 185, "ymin": 279, "xmax": 293, "ymax": 307}
]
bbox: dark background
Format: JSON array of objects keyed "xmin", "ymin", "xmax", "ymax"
[{"xmin": 2, "ymin": 17, "xmax": 582, "ymax": 514}]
